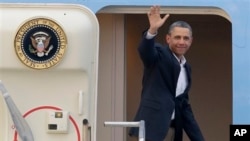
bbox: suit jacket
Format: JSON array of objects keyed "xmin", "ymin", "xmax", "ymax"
[{"xmin": 129, "ymin": 33, "xmax": 204, "ymax": 141}]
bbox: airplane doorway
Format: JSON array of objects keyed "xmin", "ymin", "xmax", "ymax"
[
  {"xmin": 126, "ymin": 14, "xmax": 232, "ymax": 141},
  {"xmin": 97, "ymin": 7, "xmax": 231, "ymax": 141}
]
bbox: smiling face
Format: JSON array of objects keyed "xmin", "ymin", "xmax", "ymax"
[{"xmin": 166, "ymin": 26, "xmax": 193, "ymax": 59}]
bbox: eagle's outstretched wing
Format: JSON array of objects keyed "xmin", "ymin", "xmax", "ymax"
[
  {"xmin": 30, "ymin": 37, "xmax": 37, "ymax": 49},
  {"xmin": 44, "ymin": 36, "xmax": 51, "ymax": 49}
]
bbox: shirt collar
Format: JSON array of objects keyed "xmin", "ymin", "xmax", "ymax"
[{"xmin": 173, "ymin": 53, "xmax": 186, "ymax": 65}]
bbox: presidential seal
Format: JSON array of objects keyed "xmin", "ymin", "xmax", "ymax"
[{"xmin": 14, "ymin": 18, "xmax": 67, "ymax": 69}]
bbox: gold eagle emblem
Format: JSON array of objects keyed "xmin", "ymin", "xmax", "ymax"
[{"xmin": 30, "ymin": 31, "xmax": 53, "ymax": 57}]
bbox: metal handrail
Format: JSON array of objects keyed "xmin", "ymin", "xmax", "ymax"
[{"xmin": 104, "ymin": 120, "xmax": 145, "ymax": 141}]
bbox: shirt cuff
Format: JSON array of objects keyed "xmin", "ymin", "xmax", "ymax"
[{"xmin": 146, "ymin": 31, "xmax": 157, "ymax": 39}]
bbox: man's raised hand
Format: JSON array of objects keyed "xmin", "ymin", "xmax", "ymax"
[{"xmin": 147, "ymin": 5, "xmax": 170, "ymax": 34}]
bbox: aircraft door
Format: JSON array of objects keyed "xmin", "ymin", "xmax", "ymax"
[{"xmin": 0, "ymin": 4, "xmax": 99, "ymax": 141}]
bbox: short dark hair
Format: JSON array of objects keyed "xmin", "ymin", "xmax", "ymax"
[{"xmin": 168, "ymin": 21, "xmax": 192, "ymax": 36}]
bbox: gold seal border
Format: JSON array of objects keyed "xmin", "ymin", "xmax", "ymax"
[{"xmin": 14, "ymin": 17, "xmax": 67, "ymax": 70}]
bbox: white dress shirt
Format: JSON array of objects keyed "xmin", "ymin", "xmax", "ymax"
[{"xmin": 171, "ymin": 54, "xmax": 188, "ymax": 119}]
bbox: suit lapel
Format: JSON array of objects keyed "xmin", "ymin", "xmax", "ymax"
[
  {"xmin": 172, "ymin": 55, "xmax": 181, "ymax": 96},
  {"xmin": 184, "ymin": 63, "xmax": 192, "ymax": 93}
]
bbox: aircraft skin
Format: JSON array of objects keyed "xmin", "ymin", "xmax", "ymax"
[{"xmin": 0, "ymin": 0, "xmax": 250, "ymax": 141}]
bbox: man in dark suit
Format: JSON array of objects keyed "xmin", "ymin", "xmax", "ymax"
[{"xmin": 129, "ymin": 5, "xmax": 205, "ymax": 141}]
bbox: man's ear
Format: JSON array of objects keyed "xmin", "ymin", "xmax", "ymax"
[
  {"xmin": 165, "ymin": 34, "xmax": 170, "ymax": 44},
  {"xmin": 190, "ymin": 36, "xmax": 193, "ymax": 44}
]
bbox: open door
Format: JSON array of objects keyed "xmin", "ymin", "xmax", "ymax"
[{"xmin": 0, "ymin": 3, "xmax": 99, "ymax": 141}]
